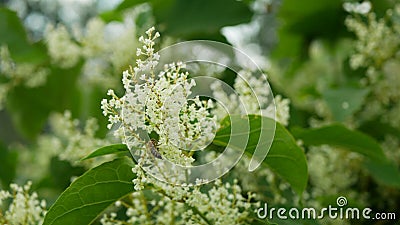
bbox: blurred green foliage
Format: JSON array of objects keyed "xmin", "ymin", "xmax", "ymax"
[{"xmin": 1, "ymin": 0, "xmax": 400, "ymax": 224}]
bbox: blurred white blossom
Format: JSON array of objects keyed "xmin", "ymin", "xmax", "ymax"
[
  {"xmin": 45, "ymin": 25, "xmax": 82, "ymax": 68},
  {"xmin": 211, "ymin": 70, "xmax": 290, "ymax": 125},
  {"xmin": 343, "ymin": 1, "xmax": 372, "ymax": 15},
  {"xmin": 345, "ymin": 5, "xmax": 400, "ymax": 73},
  {"xmin": 346, "ymin": 3, "xmax": 400, "ymax": 131},
  {"xmin": 51, "ymin": 111, "xmax": 112, "ymax": 167},
  {"xmin": 0, "ymin": 181, "xmax": 47, "ymax": 225},
  {"xmin": 18, "ymin": 111, "xmax": 112, "ymax": 182}
]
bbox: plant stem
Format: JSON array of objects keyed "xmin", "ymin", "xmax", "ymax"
[{"xmin": 185, "ymin": 204, "xmax": 212, "ymax": 225}]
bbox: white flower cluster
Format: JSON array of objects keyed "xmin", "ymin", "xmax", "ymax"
[
  {"xmin": 18, "ymin": 111, "xmax": 111, "ymax": 182},
  {"xmin": 100, "ymin": 27, "xmax": 261, "ymax": 224},
  {"xmin": 0, "ymin": 45, "xmax": 49, "ymax": 109},
  {"xmin": 382, "ymin": 134, "xmax": 400, "ymax": 165},
  {"xmin": 307, "ymin": 145, "xmax": 362, "ymax": 197},
  {"xmin": 211, "ymin": 70, "xmax": 290, "ymax": 126},
  {"xmin": 305, "ymin": 146, "xmax": 368, "ymax": 225},
  {"xmin": 1, "ymin": 7, "xmax": 147, "ymax": 110},
  {"xmin": 101, "ymin": 27, "xmax": 217, "ymax": 167},
  {"xmin": 345, "ymin": 4, "xmax": 400, "ymax": 74},
  {"xmin": 345, "ymin": 3, "xmax": 400, "ymax": 131},
  {"xmin": 360, "ymin": 62, "xmax": 400, "ymax": 129},
  {"xmin": 185, "ymin": 179, "xmax": 256, "ymax": 225},
  {"xmin": 101, "ymin": 191, "xmax": 190, "ymax": 225},
  {"xmin": 274, "ymin": 95, "xmax": 290, "ymax": 126},
  {"xmin": 45, "ymin": 25, "xmax": 81, "ymax": 68},
  {"xmin": 50, "ymin": 111, "xmax": 112, "ymax": 167},
  {"xmin": 44, "ymin": 10, "xmax": 142, "ymax": 86},
  {"xmin": 230, "ymin": 154, "xmax": 295, "ymax": 205},
  {"xmin": 101, "ymin": 179, "xmax": 257, "ymax": 225},
  {"xmin": 0, "ymin": 181, "xmax": 47, "ymax": 225},
  {"xmin": 79, "ymin": 14, "xmax": 140, "ymax": 86}
]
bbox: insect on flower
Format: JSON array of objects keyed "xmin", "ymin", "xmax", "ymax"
[{"xmin": 146, "ymin": 139, "xmax": 162, "ymax": 159}]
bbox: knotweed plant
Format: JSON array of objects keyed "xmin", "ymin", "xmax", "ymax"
[
  {"xmin": 3, "ymin": 1, "xmax": 400, "ymax": 225},
  {"xmin": 38, "ymin": 23, "xmax": 306, "ymax": 225},
  {"xmin": 99, "ymin": 27, "xmax": 261, "ymax": 224},
  {"xmin": 102, "ymin": 27, "xmax": 218, "ymax": 183}
]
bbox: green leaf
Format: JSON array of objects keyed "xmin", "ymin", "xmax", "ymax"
[
  {"xmin": 6, "ymin": 64, "xmax": 82, "ymax": 140},
  {"xmin": 0, "ymin": 142, "xmax": 17, "ymax": 188},
  {"xmin": 364, "ymin": 160, "xmax": 400, "ymax": 188},
  {"xmin": 264, "ymin": 121, "xmax": 308, "ymax": 196},
  {"xmin": 278, "ymin": 0, "xmax": 345, "ymax": 40},
  {"xmin": 272, "ymin": 0, "xmax": 346, "ymax": 71},
  {"xmin": 0, "ymin": 8, "xmax": 47, "ymax": 63},
  {"xmin": 105, "ymin": 0, "xmax": 252, "ymax": 40},
  {"xmin": 358, "ymin": 120, "xmax": 400, "ymax": 141},
  {"xmin": 292, "ymin": 124, "xmax": 400, "ymax": 188},
  {"xmin": 213, "ymin": 115, "xmax": 308, "ymax": 196},
  {"xmin": 156, "ymin": 0, "xmax": 252, "ymax": 38},
  {"xmin": 49, "ymin": 157, "xmax": 86, "ymax": 190},
  {"xmin": 43, "ymin": 157, "xmax": 135, "ymax": 225},
  {"xmin": 322, "ymin": 87, "xmax": 370, "ymax": 122},
  {"xmin": 81, "ymin": 144, "xmax": 129, "ymax": 161},
  {"xmin": 292, "ymin": 124, "xmax": 386, "ymax": 161}
]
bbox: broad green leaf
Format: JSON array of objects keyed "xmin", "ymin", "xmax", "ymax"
[
  {"xmin": 80, "ymin": 85, "xmax": 110, "ymax": 137},
  {"xmin": 213, "ymin": 115, "xmax": 308, "ymax": 196},
  {"xmin": 364, "ymin": 160, "xmax": 400, "ymax": 188},
  {"xmin": 358, "ymin": 120, "xmax": 400, "ymax": 141},
  {"xmin": 322, "ymin": 87, "xmax": 370, "ymax": 122},
  {"xmin": 115, "ymin": 0, "xmax": 149, "ymax": 11},
  {"xmin": 43, "ymin": 157, "xmax": 135, "ymax": 225},
  {"xmin": 0, "ymin": 142, "xmax": 17, "ymax": 188},
  {"xmin": 81, "ymin": 144, "xmax": 129, "ymax": 161},
  {"xmin": 6, "ymin": 64, "xmax": 82, "ymax": 140},
  {"xmin": 272, "ymin": 0, "xmax": 345, "ymax": 72},
  {"xmin": 104, "ymin": 0, "xmax": 252, "ymax": 40},
  {"xmin": 278, "ymin": 0, "xmax": 345, "ymax": 40},
  {"xmin": 155, "ymin": 0, "xmax": 252, "ymax": 39},
  {"xmin": 264, "ymin": 121, "xmax": 308, "ymax": 196},
  {"xmin": 0, "ymin": 8, "xmax": 47, "ymax": 63},
  {"xmin": 292, "ymin": 124, "xmax": 386, "ymax": 161},
  {"xmin": 292, "ymin": 124, "xmax": 400, "ymax": 187},
  {"xmin": 49, "ymin": 157, "xmax": 86, "ymax": 190}
]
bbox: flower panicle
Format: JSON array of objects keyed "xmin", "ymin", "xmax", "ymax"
[
  {"xmin": 101, "ymin": 27, "xmax": 217, "ymax": 167},
  {"xmin": 0, "ymin": 181, "xmax": 47, "ymax": 225}
]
